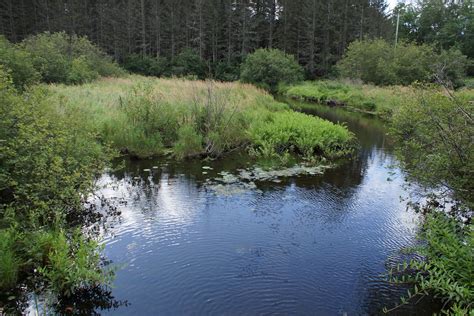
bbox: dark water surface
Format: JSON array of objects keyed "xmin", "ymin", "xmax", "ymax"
[{"xmin": 93, "ymin": 101, "xmax": 434, "ymax": 315}]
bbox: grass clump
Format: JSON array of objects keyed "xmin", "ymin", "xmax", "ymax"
[
  {"xmin": 249, "ymin": 111, "xmax": 354, "ymax": 159},
  {"xmin": 48, "ymin": 76, "xmax": 354, "ymax": 161}
]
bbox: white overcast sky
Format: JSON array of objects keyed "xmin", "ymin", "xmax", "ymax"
[{"xmin": 387, "ymin": 0, "xmax": 399, "ymax": 10}]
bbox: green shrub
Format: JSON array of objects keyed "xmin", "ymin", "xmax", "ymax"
[
  {"xmin": 337, "ymin": 39, "xmax": 398, "ymax": 85},
  {"xmin": 214, "ymin": 61, "xmax": 240, "ymax": 82},
  {"xmin": 337, "ymin": 39, "xmax": 468, "ymax": 86},
  {"xmin": 172, "ymin": 49, "xmax": 207, "ymax": 79},
  {"xmin": 240, "ymin": 48, "xmax": 304, "ymax": 92},
  {"xmin": 0, "ymin": 36, "xmax": 40, "ymax": 89},
  {"xmin": 21, "ymin": 32, "xmax": 124, "ymax": 84},
  {"xmin": 433, "ymin": 48, "xmax": 470, "ymax": 88},
  {"xmin": 0, "ymin": 66, "xmax": 113, "ymax": 294},
  {"xmin": 391, "ymin": 87, "xmax": 473, "ymax": 209},
  {"xmin": 67, "ymin": 56, "xmax": 99, "ymax": 84},
  {"xmin": 388, "ymin": 212, "xmax": 473, "ymax": 315},
  {"xmin": 392, "ymin": 42, "xmax": 434, "ymax": 85},
  {"xmin": 29, "ymin": 229, "xmax": 109, "ymax": 296},
  {"xmin": 123, "ymin": 54, "xmax": 169, "ymax": 77}
]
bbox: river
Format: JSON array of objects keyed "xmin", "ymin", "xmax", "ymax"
[{"xmin": 87, "ymin": 100, "xmax": 437, "ymax": 315}]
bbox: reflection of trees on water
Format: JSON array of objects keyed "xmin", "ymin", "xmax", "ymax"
[
  {"xmin": 55, "ymin": 286, "xmax": 129, "ymax": 315},
  {"xmin": 1, "ymin": 285, "xmax": 128, "ymax": 315}
]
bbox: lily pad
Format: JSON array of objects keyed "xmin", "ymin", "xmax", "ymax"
[{"xmin": 206, "ymin": 163, "xmax": 331, "ymax": 196}]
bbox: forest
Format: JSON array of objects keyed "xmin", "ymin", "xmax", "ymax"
[{"xmin": 0, "ymin": 0, "xmax": 473, "ymax": 315}]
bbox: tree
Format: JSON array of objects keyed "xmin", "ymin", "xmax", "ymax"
[
  {"xmin": 240, "ymin": 48, "xmax": 304, "ymax": 91},
  {"xmin": 0, "ymin": 0, "xmax": 393, "ymax": 77}
]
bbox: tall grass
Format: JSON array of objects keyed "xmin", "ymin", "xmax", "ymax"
[{"xmin": 48, "ymin": 76, "xmax": 355, "ymax": 160}]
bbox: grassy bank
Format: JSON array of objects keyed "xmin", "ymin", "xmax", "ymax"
[
  {"xmin": 49, "ymin": 76, "xmax": 355, "ymax": 160},
  {"xmin": 280, "ymin": 80, "xmax": 416, "ymax": 117},
  {"xmin": 280, "ymin": 80, "xmax": 474, "ymax": 119}
]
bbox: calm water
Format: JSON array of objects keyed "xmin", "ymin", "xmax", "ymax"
[{"xmin": 90, "ymin": 101, "xmax": 435, "ymax": 315}]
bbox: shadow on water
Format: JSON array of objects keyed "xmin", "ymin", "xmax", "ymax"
[{"xmin": 27, "ymin": 99, "xmax": 441, "ymax": 315}]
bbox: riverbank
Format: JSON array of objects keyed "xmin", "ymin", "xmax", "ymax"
[
  {"xmin": 280, "ymin": 80, "xmax": 474, "ymax": 119},
  {"xmin": 48, "ymin": 76, "xmax": 355, "ymax": 160}
]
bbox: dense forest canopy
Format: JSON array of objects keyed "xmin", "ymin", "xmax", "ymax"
[
  {"xmin": 394, "ymin": 0, "xmax": 473, "ymax": 60},
  {"xmin": 0, "ymin": 0, "xmax": 391, "ymax": 77}
]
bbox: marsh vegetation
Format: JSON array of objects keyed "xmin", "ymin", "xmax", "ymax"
[{"xmin": 0, "ymin": 0, "xmax": 473, "ymax": 314}]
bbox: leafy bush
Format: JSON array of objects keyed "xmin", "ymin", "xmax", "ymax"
[
  {"xmin": 391, "ymin": 87, "xmax": 473, "ymax": 209},
  {"xmin": 240, "ymin": 48, "xmax": 304, "ymax": 92},
  {"xmin": 0, "ymin": 66, "xmax": 113, "ymax": 294},
  {"xmin": 387, "ymin": 212, "xmax": 473, "ymax": 315},
  {"xmin": 122, "ymin": 54, "xmax": 169, "ymax": 77},
  {"xmin": 29, "ymin": 229, "xmax": 109, "ymax": 296},
  {"xmin": 433, "ymin": 48, "xmax": 470, "ymax": 88},
  {"xmin": 337, "ymin": 39, "xmax": 468, "ymax": 86},
  {"xmin": 67, "ymin": 56, "xmax": 99, "ymax": 84},
  {"xmin": 21, "ymin": 32, "xmax": 124, "ymax": 84},
  {"xmin": 214, "ymin": 61, "xmax": 240, "ymax": 82},
  {"xmin": 0, "ymin": 36, "xmax": 40, "ymax": 89},
  {"xmin": 172, "ymin": 49, "xmax": 207, "ymax": 79}
]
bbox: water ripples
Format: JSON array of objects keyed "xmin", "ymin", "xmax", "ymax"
[{"xmin": 92, "ymin": 107, "xmax": 429, "ymax": 315}]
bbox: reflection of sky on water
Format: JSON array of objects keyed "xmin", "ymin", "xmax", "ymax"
[{"xmin": 85, "ymin": 104, "xmax": 434, "ymax": 315}]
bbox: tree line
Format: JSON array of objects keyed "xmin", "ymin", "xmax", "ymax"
[{"xmin": 0, "ymin": 0, "xmax": 391, "ymax": 77}]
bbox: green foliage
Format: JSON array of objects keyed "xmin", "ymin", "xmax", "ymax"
[
  {"xmin": 0, "ymin": 66, "xmax": 113, "ymax": 294},
  {"xmin": 21, "ymin": 32, "xmax": 124, "ymax": 84},
  {"xmin": 391, "ymin": 87, "xmax": 473, "ymax": 209},
  {"xmin": 122, "ymin": 54, "xmax": 170, "ymax": 77},
  {"xmin": 50, "ymin": 76, "xmax": 354, "ymax": 161},
  {"xmin": 387, "ymin": 212, "xmax": 473, "ymax": 315},
  {"xmin": 0, "ymin": 229, "xmax": 19, "ymax": 289},
  {"xmin": 240, "ymin": 48, "xmax": 304, "ymax": 92},
  {"xmin": 172, "ymin": 49, "xmax": 207, "ymax": 79},
  {"xmin": 214, "ymin": 62, "xmax": 240, "ymax": 82},
  {"xmin": 29, "ymin": 229, "xmax": 110, "ymax": 296},
  {"xmin": 102, "ymin": 84, "xmax": 169, "ymax": 158},
  {"xmin": 282, "ymin": 80, "xmax": 412, "ymax": 117},
  {"xmin": 249, "ymin": 111, "xmax": 354, "ymax": 159},
  {"xmin": 0, "ymin": 36, "xmax": 40, "ymax": 89},
  {"xmin": 433, "ymin": 48, "xmax": 470, "ymax": 88},
  {"xmin": 68, "ymin": 56, "xmax": 99, "ymax": 84},
  {"xmin": 173, "ymin": 125, "xmax": 204, "ymax": 159},
  {"xmin": 394, "ymin": 1, "xmax": 474, "ymax": 60},
  {"xmin": 337, "ymin": 39, "xmax": 468, "ymax": 86}
]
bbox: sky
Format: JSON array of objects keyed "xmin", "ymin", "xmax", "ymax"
[{"xmin": 387, "ymin": 0, "xmax": 399, "ymax": 10}]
